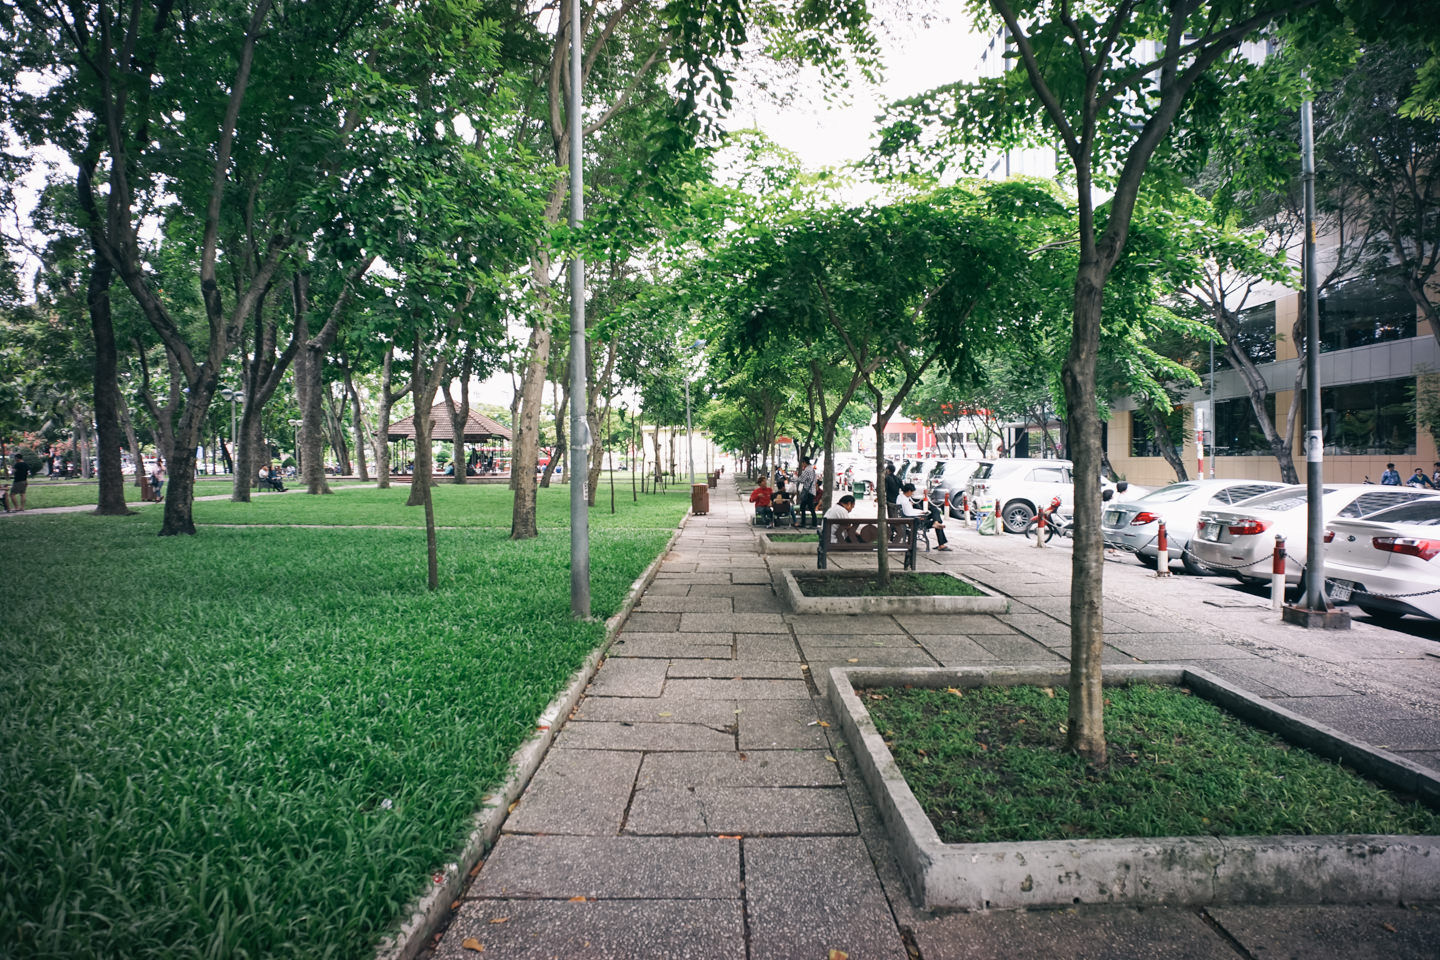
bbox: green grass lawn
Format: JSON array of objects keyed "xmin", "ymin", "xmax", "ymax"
[
  {"xmin": 12, "ymin": 478, "xmax": 240, "ymax": 509},
  {"xmin": 865, "ymin": 683, "xmax": 1440, "ymax": 844},
  {"xmin": 0, "ymin": 484, "xmax": 689, "ymax": 959}
]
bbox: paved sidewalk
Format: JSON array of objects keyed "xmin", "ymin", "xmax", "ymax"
[{"xmin": 428, "ymin": 476, "xmax": 1440, "ymax": 959}]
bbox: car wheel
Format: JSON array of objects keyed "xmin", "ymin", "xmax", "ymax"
[
  {"xmin": 1357, "ymin": 603, "xmax": 1406, "ymax": 625},
  {"xmin": 1002, "ymin": 501, "xmax": 1035, "ymax": 534},
  {"xmin": 1137, "ymin": 552, "xmax": 1159, "ymax": 570},
  {"xmin": 1180, "ymin": 546, "xmax": 1209, "ymax": 576}
]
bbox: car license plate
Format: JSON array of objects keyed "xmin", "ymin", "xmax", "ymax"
[
  {"xmin": 1103, "ymin": 510, "xmax": 1122, "ymax": 527},
  {"xmin": 1328, "ymin": 579, "xmax": 1353, "ymax": 602},
  {"xmin": 1201, "ymin": 521, "xmax": 1220, "ymax": 540}
]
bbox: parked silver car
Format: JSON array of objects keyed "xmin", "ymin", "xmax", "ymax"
[
  {"xmin": 1190, "ymin": 485, "xmax": 1440, "ymax": 586},
  {"xmin": 1101, "ymin": 479, "xmax": 1285, "ymax": 574},
  {"xmin": 1325, "ymin": 498, "xmax": 1440, "ymax": 623}
]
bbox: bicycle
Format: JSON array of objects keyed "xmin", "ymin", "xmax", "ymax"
[{"xmin": 1024, "ymin": 496, "xmax": 1073, "ymax": 544}]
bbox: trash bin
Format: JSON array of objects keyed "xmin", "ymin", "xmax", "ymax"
[
  {"xmin": 691, "ymin": 483, "xmax": 710, "ymax": 515},
  {"xmin": 707, "ymin": 472, "xmax": 718, "ymax": 488}
]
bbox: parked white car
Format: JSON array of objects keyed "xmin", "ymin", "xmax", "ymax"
[
  {"xmin": 1191, "ymin": 484, "xmax": 1440, "ymax": 586},
  {"xmin": 1101, "ymin": 479, "xmax": 1286, "ymax": 574},
  {"xmin": 966, "ymin": 459, "xmax": 1079, "ymax": 533},
  {"xmin": 1325, "ymin": 497, "xmax": 1440, "ymax": 622}
]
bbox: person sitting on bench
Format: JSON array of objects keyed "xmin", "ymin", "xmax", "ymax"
[
  {"xmin": 749, "ymin": 477, "xmax": 775, "ymax": 526},
  {"xmin": 258, "ymin": 465, "xmax": 286, "ymax": 492},
  {"xmin": 899, "ymin": 482, "xmax": 949, "ymax": 551},
  {"xmin": 823, "ymin": 494, "xmax": 857, "ymax": 542}
]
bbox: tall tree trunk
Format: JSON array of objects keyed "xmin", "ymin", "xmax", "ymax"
[
  {"xmin": 325, "ymin": 384, "xmax": 351, "ymax": 475},
  {"xmin": 118, "ymin": 391, "xmax": 143, "ymax": 490},
  {"xmin": 541, "ymin": 377, "xmax": 567, "ymax": 488},
  {"xmin": 586, "ymin": 340, "xmax": 617, "ymax": 507},
  {"xmin": 1063, "ymin": 260, "xmax": 1107, "ymax": 767},
  {"xmin": 344, "ymin": 366, "xmax": 371, "ymax": 482},
  {"xmin": 1144, "ymin": 404, "xmax": 1189, "ymax": 482},
  {"xmin": 1217, "ymin": 309, "xmax": 1299, "ymax": 483},
  {"xmin": 375, "ymin": 346, "xmax": 407, "ymax": 490},
  {"xmin": 89, "ymin": 250, "xmax": 130, "ymax": 514},
  {"xmin": 442, "ymin": 347, "xmax": 475, "ymax": 485},
  {"xmin": 510, "ymin": 310, "xmax": 552, "ymax": 536},
  {"xmin": 872, "ymin": 389, "xmax": 890, "ymax": 585}
]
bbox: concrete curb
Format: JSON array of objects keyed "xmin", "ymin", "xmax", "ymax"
[
  {"xmin": 757, "ymin": 530, "xmax": 820, "ymax": 555},
  {"xmin": 374, "ymin": 507, "xmax": 695, "ymax": 960},
  {"xmin": 779, "ymin": 568, "xmax": 1010, "ymax": 614},
  {"xmin": 829, "ymin": 664, "xmax": 1440, "ymax": 911}
]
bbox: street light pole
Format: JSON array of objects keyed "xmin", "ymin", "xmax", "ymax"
[
  {"xmin": 220, "ymin": 387, "xmax": 244, "ymax": 474},
  {"xmin": 567, "ymin": 0, "xmax": 590, "ymax": 620}
]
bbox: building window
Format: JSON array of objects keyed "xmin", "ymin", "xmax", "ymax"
[
  {"xmin": 1129, "ymin": 408, "xmax": 1184, "ymax": 458},
  {"xmin": 1314, "ymin": 377, "xmax": 1416, "ymax": 456},
  {"xmin": 1316, "ymin": 276, "xmax": 1416, "ymax": 353},
  {"xmin": 1212, "ymin": 395, "xmax": 1277, "ymax": 456},
  {"xmin": 1217, "ymin": 302, "xmax": 1276, "ymax": 368}
]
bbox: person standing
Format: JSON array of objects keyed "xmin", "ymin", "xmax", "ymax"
[
  {"xmin": 797, "ymin": 458, "xmax": 819, "ymax": 528},
  {"xmin": 150, "ymin": 463, "xmax": 166, "ymax": 502},
  {"xmin": 1381, "ymin": 463, "xmax": 1402, "ymax": 485},
  {"xmin": 883, "ymin": 462, "xmax": 900, "ymax": 514},
  {"xmin": 10, "ymin": 454, "xmax": 29, "ymax": 511}
]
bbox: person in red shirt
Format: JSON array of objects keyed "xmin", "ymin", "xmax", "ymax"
[{"xmin": 749, "ymin": 476, "xmax": 775, "ymax": 526}]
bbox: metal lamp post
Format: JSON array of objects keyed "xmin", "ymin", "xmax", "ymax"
[
  {"xmin": 288, "ymin": 418, "xmax": 303, "ymax": 477},
  {"xmin": 220, "ymin": 387, "xmax": 244, "ymax": 474}
]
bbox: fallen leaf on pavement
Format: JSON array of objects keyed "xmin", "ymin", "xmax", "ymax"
[
  {"xmin": 825, "ymin": 755, "xmax": 838, "ymax": 763},
  {"xmin": 461, "ymin": 938, "xmax": 485, "ymax": 952},
  {"xmin": 817, "ymin": 720, "xmax": 830, "ymax": 728},
  {"xmin": 489, "ymin": 917, "xmax": 508, "ymax": 924},
  {"xmin": 829, "ymin": 950, "xmax": 850, "ymax": 960},
  {"xmin": 1383, "ymin": 923, "xmax": 1397, "ymax": 933},
  {"xmin": 847, "ymin": 658, "xmax": 859, "ymax": 663},
  {"xmin": 569, "ymin": 896, "xmax": 588, "ymax": 902},
  {"xmin": 658, "ymin": 712, "xmax": 673, "ymax": 717},
  {"xmin": 718, "ymin": 834, "xmax": 743, "ymax": 839}
]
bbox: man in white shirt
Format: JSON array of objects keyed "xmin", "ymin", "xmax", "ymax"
[
  {"xmin": 823, "ymin": 493, "xmax": 856, "ymax": 542},
  {"xmin": 899, "ymin": 482, "xmax": 949, "ymax": 551}
]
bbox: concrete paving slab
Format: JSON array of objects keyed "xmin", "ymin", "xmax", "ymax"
[
  {"xmin": 635, "ymin": 596, "xmax": 733, "ymax": 613},
  {"xmin": 554, "ymin": 720, "xmax": 736, "ymax": 752},
  {"xmin": 665, "ymin": 660, "xmax": 803, "ymax": 680},
  {"xmin": 729, "ymin": 593, "xmax": 786, "ymax": 614},
  {"xmin": 472, "ymin": 835, "xmax": 741, "ymax": 899},
  {"xmin": 970, "ymin": 634, "xmax": 1068, "ymax": 661},
  {"xmin": 685, "ymin": 583, "xmax": 780, "ymax": 599},
  {"xmin": 744, "ymin": 836, "xmax": 907, "ymax": 960},
  {"xmin": 730, "ymin": 570, "xmax": 774, "ymax": 584},
  {"xmin": 642, "ymin": 582, "xmax": 692, "ymax": 596},
  {"xmin": 637, "ymin": 749, "xmax": 841, "ymax": 788},
  {"xmin": 586, "ymin": 658, "xmax": 668, "ymax": 698},
  {"xmin": 623, "ymin": 785, "xmax": 857, "ymax": 835},
  {"xmin": 621, "ymin": 611, "xmax": 683, "ymax": 633},
  {"xmin": 615, "ymin": 631, "xmax": 733, "ymax": 646},
  {"xmin": 607, "ymin": 637, "xmax": 732, "ymax": 659},
  {"xmin": 680, "ymin": 611, "xmax": 788, "ymax": 633},
  {"xmin": 1276, "ymin": 695, "xmax": 1428, "ymax": 723},
  {"xmin": 503, "ymin": 749, "xmax": 640, "ymax": 835},
  {"xmin": 999, "ymin": 613, "xmax": 1073, "ymax": 643},
  {"xmin": 782, "ymin": 614, "xmax": 906, "ymax": 633},
  {"xmin": 795, "ymin": 632, "xmax": 920, "ymax": 648},
  {"xmin": 1207, "ymin": 903, "xmax": 1440, "ymax": 960},
  {"xmin": 1167, "ymin": 660, "xmax": 1290, "ymax": 697},
  {"xmin": 652, "ymin": 572, "xmax": 732, "ymax": 584},
  {"xmin": 1271, "ymin": 712, "xmax": 1440, "ymax": 752},
  {"xmin": 1195, "ymin": 658, "xmax": 1360, "ymax": 697},
  {"xmin": 921, "ymin": 634, "xmax": 1002, "ymax": 664},
  {"xmin": 572, "ymin": 696, "xmax": 737, "ymax": 726},
  {"xmin": 1110, "ymin": 641, "xmax": 1268, "ymax": 661},
  {"xmin": 913, "ymin": 905, "xmax": 1235, "ymax": 960},
  {"xmin": 737, "ymin": 699, "xmax": 828, "ymax": 750},
  {"xmin": 1401, "ymin": 750, "xmax": 1440, "ymax": 773},
  {"xmin": 735, "ymin": 634, "xmax": 802, "ymax": 661},
  {"xmin": 895, "ymin": 614, "xmax": 1019, "ymax": 635},
  {"xmin": 805, "ymin": 651, "xmax": 941, "ymax": 696},
  {"xmin": 434, "ymin": 899, "xmax": 745, "ymax": 960},
  {"xmin": 663, "ymin": 678, "xmax": 811, "ymax": 700}
]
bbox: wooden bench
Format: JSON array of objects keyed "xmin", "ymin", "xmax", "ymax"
[{"xmin": 817, "ymin": 517, "xmax": 919, "ymax": 571}]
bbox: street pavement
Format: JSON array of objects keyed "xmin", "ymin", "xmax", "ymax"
[{"xmin": 427, "ymin": 476, "xmax": 1440, "ymax": 959}]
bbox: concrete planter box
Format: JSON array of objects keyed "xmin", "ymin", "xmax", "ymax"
[
  {"xmin": 829, "ymin": 664, "xmax": 1440, "ymax": 912},
  {"xmin": 779, "ymin": 568, "xmax": 1010, "ymax": 615},
  {"xmin": 757, "ymin": 531, "xmax": 820, "ymax": 555}
]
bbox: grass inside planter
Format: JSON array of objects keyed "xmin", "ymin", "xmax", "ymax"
[
  {"xmin": 864, "ymin": 683, "xmax": 1440, "ymax": 844},
  {"xmin": 796, "ymin": 572, "xmax": 984, "ymax": 597},
  {"xmin": 0, "ymin": 484, "xmax": 688, "ymax": 959}
]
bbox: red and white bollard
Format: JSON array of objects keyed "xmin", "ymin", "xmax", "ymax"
[
  {"xmin": 1034, "ymin": 505, "xmax": 1047, "ymax": 548},
  {"xmin": 1154, "ymin": 520, "xmax": 1171, "ymax": 577},
  {"xmin": 1271, "ymin": 535, "xmax": 1287, "ymax": 610}
]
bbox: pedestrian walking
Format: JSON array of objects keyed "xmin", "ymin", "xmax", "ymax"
[
  {"xmin": 797, "ymin": 458, "xmax": 819, "ymax": 527},
  {"xmin": 9, "ymin": 454, "xmax": 29, "ymax": 511}
]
